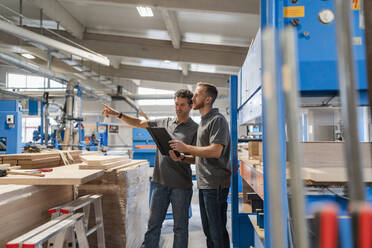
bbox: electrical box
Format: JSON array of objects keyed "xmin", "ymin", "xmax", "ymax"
[{"xmin": 0, "ymin": 100, "xmax": 22, "ymax": 154}]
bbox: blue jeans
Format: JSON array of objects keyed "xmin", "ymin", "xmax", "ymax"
[
  {"xmin": 199, "ymin": 188, "xmax": 230, "ymax": 248},
  {"xmin": 141, "ymin": 183, "xmax": 193, "ymax": 248}
]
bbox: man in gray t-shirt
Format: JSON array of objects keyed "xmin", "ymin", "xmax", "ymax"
[
  {"xmin": 169, "ymin": 83, "xmax": 231, "ymax": 248},
  {"xmin": 102, "ymin": 89, "xmax": 198, "ymax": 248}
]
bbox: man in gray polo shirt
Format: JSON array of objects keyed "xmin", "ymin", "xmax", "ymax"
[
  {"xmin": 102, "ymin": 89, "xmax": 198, "ymax": 248},
  {"xmin": 169, "ymin": 82, "xmax": 231, "ymax": 248}
]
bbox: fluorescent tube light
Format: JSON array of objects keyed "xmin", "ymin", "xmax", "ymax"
[
  {"xmin": 137, "ymin": 6, "xmax": 154, "ymax": 17},
  {"xmin": 21, "ymin": 53, "xmax": 36, "ymax": 59}
]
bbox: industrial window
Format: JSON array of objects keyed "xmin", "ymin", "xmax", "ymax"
[
  {"xmin": 6, "ymin": 73, "xmax": 66, "ymax": 89},
  {"xmin": 137, "ymin": 99, "xmax": 174, "ymax": 105},
  {"xmin": 137, "ymin": 87, "xmax": 175, "ymax": 95},
  {"xmin": 22, "ymin": 117, "xmax": 41, "ymax": 143},
  {"xmin": 136, "ymin": 87, "xmax": 175, "ymax": 105}
]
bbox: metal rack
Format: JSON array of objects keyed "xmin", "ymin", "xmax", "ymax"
[{"xmin": 230, "ymin": 0, "xmax": 372, "ymax": 247}]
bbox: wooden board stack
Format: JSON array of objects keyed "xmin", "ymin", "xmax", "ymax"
[
  {"xmin": 0, "ymin": 185, "xmax": 73, "ymax": 247},
  {"xmin": 248, "ymin": 141, "xmax": 263, "ymax": 161},
  {"xmin": 0, "ymin": 164, "xmax": 104, "ymax": 185},
  {"xmin": 79, "ymin": 155, "xmax": 131, "ymax": 170},
  {"xmin": 0, "ymin": 150, "xmax": 82, "ymax": 169},
  {"xmin": 77, "ymin": 160, "xmax": 149, "ymax": 248}
]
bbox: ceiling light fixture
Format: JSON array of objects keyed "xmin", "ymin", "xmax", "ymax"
[
  {"xmin": 136, "ymin": 6, "xmax": 154, "ymax": 17},
  {"xmin": 21, "ymin": 53, "xmax": 36, "ymax": 59},
  {"xmin": 164, "ymin": 60, "xmax": 171, "ymax": 63}
]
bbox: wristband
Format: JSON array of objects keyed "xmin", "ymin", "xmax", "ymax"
[
  {"xmin": 118, "ymin": 112, "xmax": 123, "ymax": 119},
  {"xmin": 181, "ymin": 155, "xmax": 186, "ymax": 161}
]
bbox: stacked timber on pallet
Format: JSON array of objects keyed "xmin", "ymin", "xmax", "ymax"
[
  {"xmin": 0, "ymin": 185, "xmax": 73, "ymax": 247},
  {"xmin": 77, "ymin": 156, "xmax": 149, "ymax": 248},
  {"xmin": 0, "ymin": 150, "xmax": 82, "ymax": 169}
]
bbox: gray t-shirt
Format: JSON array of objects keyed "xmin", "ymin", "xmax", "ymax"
[
  {"xmin": 148, "ymin": 117, "xmax": 198, "ymax": 189},
  {"xmin": 195, "ymin": 108, "xmax": 231, "ymax": 189}
]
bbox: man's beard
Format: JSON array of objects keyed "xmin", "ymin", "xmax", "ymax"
[{"xmin": 193, "ymin": 101, "xmax": 204, "ymax": 110}]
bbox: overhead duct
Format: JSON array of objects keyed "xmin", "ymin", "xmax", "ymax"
[
  {"xmin": 0, "ymin": 20, "xmax": 110, "ymax": 66},
  {"xmin": 0, "ymin": 51, "xmax": 111, "ymax": 102}
]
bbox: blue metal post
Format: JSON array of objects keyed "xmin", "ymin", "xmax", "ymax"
[
  {"xmin": 40, "ymin": 102, "xmax": 44, "ymax": 145},
  {"xmin": 261, "ymin": 0, "xmax": 289, "ymax": 247},
  {"xmin": 230, "ymin": 75, "xmax": 239, "ymax": 247}
]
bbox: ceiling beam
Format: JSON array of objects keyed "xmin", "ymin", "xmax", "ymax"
[
  {"xmin": 81, "ymin": 33, "xmax": 247, "ymax": 67},
  {"xmin": 26, "ymin": 0, "xmax": 85, "ymax": 39},
  {"xmin": 0, "ymin": 29, "xmax": 247, "ymax": 67},
  {"xmin": 99, "ymin": 64, "xmax": 230, "ymax": 87},
  {"xmin": 59, "ymin": 0, "xmax": 259, "ymax": 15},
  {"xmin": 159, "ymin": 8, "xmax": 181, "ymax": 49}
]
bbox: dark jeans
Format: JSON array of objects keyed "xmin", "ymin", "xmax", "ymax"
[
  {"xmin": 141, "ymin": 182, "xmax": 193, "ymax": 248},
  {"xmin": 199, "ymin": 188, "xmax": 230, "ymax": 248}
]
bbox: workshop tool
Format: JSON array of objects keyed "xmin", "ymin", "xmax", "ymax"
[
  {"xmin": 281, "ymin": 26, "xmax": 309, "ymax": 248},
  {"xmin": 335, "ymin": 0, "xmax": 368, "ymax": 247},
  {"xmin": 0, "ymin": 169, "xmax": 45, "ymax": 177}
]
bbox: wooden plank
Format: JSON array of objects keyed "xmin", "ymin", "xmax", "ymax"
[
  {"xmin": 301, "ymin": 167, "xmax": 372, "ymax": 183},
  {"xmin": 0, "ymin": 164, "xmax": 10, "ymax": 169},
  {"xmin": 79, "ymin": 159, "xmax": 131, "ymax": 170},
  {"xmin": 80, "ymin": 155, "xmax": 129, "ymax": 166},
  {"xmin": 0, "ymin": 164, "xmax": 104, "ymax": 185},
  {"xmin": 302, "ymin": 142, "xmax": 371, "ymax": 168},
  {"xmin": 108, "ymin": 160, "xmax": 148, "ymax": 172}
]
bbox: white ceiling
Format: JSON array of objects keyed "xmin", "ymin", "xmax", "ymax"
[{"xmin": 0, "ymin": 0, "xmax": 259, "ymax": 91}]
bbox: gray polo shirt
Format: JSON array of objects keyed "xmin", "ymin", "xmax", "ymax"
[
  {"xmin": 195, "ymin": 108, "xmax": 231, "ymax": 189},
  {"xmin": 148, "ymin": 117, "xmax": 198, "ymax": 189}
]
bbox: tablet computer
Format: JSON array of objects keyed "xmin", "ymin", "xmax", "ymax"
[{"xmin": 146, "ymin": 127, "xmax": 180, "ymax": 157}]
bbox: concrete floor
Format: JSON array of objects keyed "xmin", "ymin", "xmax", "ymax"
[{"xmin": 159, "ymin": 184, "xmax": 232, "ymax": 248}]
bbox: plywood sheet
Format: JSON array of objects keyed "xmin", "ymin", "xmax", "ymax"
[{"xmin": 0, "ymin": 164, "xmax": 104, "ymax": 185}]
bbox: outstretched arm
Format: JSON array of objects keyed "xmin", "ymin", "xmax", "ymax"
[{"xmin": 102, "ymin": 103, "xmax": 149, "ymax": 129}]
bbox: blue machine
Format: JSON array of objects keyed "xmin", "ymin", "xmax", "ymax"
[
  {"xmin": 0, "ymin": 100, "xmax": 22, "ymax": 154},
  {"xmin": 231, "ymin": 1, "xmax": 372, "ymax": 247},
  {"xmin": 132, "ymin": 128, "xmax": 156, "ymax": 166}
]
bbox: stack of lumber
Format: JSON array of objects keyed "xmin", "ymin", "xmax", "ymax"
[
  {"xmin": 0, "ymin": 150, "xmax": 82, "ymax": 169},
  {"xmin": 301, "ymin": 142, "xmax": 371, "ymax": 168},
  {"xmin": 0, "ymin": 185, "xmax": 73, "ymax": 246},
  {"xmin": 0, "ymin": 164, "xmax": 104, "ymax": 185},
  {"xmin": 79, "ymin": 155, "xmax": 131, "ymax": 170},
  {"xmin": 248, "ymin": 141, "xmax": 263, "ymax": 161},
  {"xmin": 77, "ymin": 159, "xmax": 149, "ymax": 248}
]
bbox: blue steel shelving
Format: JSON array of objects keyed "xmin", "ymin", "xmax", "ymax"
[{"xmin": 230, "ymin": 0, "xmax": 371, "ymax": 247}]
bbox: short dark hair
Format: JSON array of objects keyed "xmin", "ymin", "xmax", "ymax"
[
  {"xmin": 174, "ymin": 89, "xmax": 193, "ymax": 105},
  {"xmin": 197, "ymin": 82, "xmax": 218, "ymax": 105}
]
